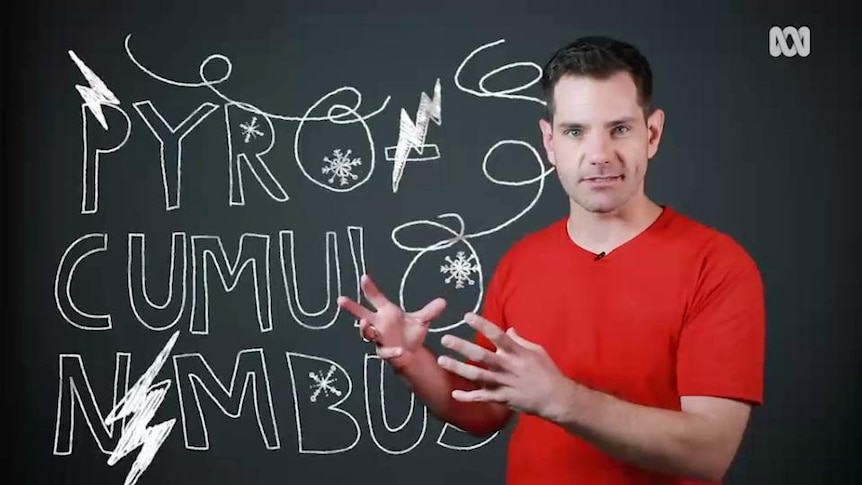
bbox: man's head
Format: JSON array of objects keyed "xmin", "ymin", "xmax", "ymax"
[{"xmin": 538, "ymin": 36, "xmax": 665, "ymax": 215}]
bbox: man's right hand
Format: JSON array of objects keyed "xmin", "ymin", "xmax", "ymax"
[{"xmin": 337, "ymin": 274, "xmax": 447, "ymax": 369}]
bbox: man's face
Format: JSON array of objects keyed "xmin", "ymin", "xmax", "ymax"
[{"xmin": 539, "ymin": 71, "xmax": 664, "ymax": 214}]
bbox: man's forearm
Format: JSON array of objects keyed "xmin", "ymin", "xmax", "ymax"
[
  {"xmin": 546, "ymin": 381, "xmax": 736, "ymax": 482},
  {"xmin": 392, "ymin": 346, "xmax": 510, "ymax": 436}
]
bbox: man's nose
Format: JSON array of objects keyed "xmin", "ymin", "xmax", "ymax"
[{"xmin": 585, "ymin": 133, "xmax": 613, "ymax": 165}]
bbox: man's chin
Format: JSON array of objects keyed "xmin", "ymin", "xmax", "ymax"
[
  {"xmin": 573, "ymin": 197, "xmax": 622, "ymax": 214},
  {"xmin": 588, "ymin": 206, "xmax": 621, "ymax": 215}
]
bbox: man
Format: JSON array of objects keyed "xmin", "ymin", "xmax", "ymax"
[{"xmin": 337, "ymin": 36, "xmax": 765, "ymax": 484}]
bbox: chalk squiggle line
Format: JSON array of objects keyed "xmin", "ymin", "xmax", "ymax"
[
  {"xmin": 123, "ymin": 34, "xmax": 390, "ymax": 125},
  {"xmin": 392, "ymin": 37, "xmax": 554, "ymax": 252},
  {"xmin": 390, "ymin": 39, "xmax": 554, "ymax": 331},
  {"xmin": 453, "ymin": 38, "xmax": 546, "ymax": 106},
  {"xmin": 390, "ymin": 140, "xmax": 552, "ymax": 259}
]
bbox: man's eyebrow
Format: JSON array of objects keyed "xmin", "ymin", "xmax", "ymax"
[
  {"xmin": 606, "ymin": 116, "xmax": 637, "ymax": 126},
  {"xmin": 557, "ymin": 116, "xmax": 637, "ymax": 129},
  {"xmin": 558, "ymin": 122, "xmax": 586, "ymax": 130}
]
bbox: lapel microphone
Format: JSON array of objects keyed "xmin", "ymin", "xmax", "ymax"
[{"xmin": 594, "ymin": 251, "xmax": 606, "ymax": 261}]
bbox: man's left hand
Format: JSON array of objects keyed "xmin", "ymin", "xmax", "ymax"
[{"xmin": 437, "ymin": 312, "xmax": 572, "ymax": 419}]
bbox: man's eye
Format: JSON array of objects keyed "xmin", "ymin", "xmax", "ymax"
[
  {"xmin": 613, "ymin": 125, "xmax": 630, "ymax": 135},
  {"xmin": 565, "ymin": 129, "xmax": 582, "ymax": 137}
]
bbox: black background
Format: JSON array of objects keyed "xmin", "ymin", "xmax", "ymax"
[{"xmin": 4, "ymin": 0, "xmax": 860, "ymax": 483}]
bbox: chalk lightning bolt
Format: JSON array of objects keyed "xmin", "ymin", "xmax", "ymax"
[
  {"xmin": 391, "ymin": 78, "xmax": 442, "ymax": 192},
  {"xmin": 68, "ymin": 50, "xmax": 121, "ymax": 130},
  {"xmin": 104, "ymin": 331, "xmax": 180, "ymax": 485}
]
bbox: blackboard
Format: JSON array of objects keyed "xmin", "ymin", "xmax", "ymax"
[{"xmin": 4, "ymin": 1, "xmax": 860, "ymax": 484}]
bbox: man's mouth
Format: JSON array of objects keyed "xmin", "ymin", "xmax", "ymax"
[{"xmin": 583, "ymin": 175, "xmax": 623, "ymax": 182}]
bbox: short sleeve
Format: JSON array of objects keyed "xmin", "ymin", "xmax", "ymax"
[{"xmin": 676, "ymin": 235, "xmax": 766, "ymax": 405}]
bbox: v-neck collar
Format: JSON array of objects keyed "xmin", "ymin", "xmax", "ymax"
[{"xmin": 559, "ymin": 205, "xmax": 675, "ymax": 262}]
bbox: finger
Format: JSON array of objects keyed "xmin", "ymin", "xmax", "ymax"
[
  {"xmin": 337, "ymin": 296, "xmax": 375, "ymax": 322},
  {"xmin": 359, "ymin": 319, "xmax": 378, "ymax": 342},
  {"xmin": 410, "ymin": 297, "xmax": 447, "ymax": 324},
  {"xmin": 506, "ymin": 328, "xmax": 542, "ymax": 351},
  {"xmin": 437, "ymin": 355, "xmax": 503, "ymax": 385},
  {"xmin": 361, "ymin": 275, "xmax": 394, "ymax": 310},
  {"xmin": 440, "ymin": 334, "xmax": 503, "ymax": 368},
  {"xmin": 464, "ymin": 312, "xmax": 517, "ymax": 353},
  {"xmin": 451, "ymin": 387, "xmax": 508, "ymax": 404},
  {"xmin": 376, "ymin": 346, "xmax": 403, "ymax": 359}
]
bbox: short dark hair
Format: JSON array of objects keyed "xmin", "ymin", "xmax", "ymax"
[{"xmin": 540, "ymin": 36, "xmax": 653, "ymax": 120}]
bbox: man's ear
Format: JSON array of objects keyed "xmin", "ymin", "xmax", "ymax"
[
  {"xmin": 539, "ymin": 117, "xmax": 556, "ymax": 166},
  {"xmin": 646, "ymin": 108, "xmax": 665, "ymax": 160}
]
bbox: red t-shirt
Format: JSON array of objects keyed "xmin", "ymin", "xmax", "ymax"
[{"xmin": 475, "ymin": 205, "xmax": 765, "ymax": 485}]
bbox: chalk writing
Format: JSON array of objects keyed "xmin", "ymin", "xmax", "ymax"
[{"xmin": 52, "ymin": 35, "xmax": 554, "ymax": 484}]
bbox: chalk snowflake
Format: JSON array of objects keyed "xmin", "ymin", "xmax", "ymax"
[
  {"xmin": 440, "ymin": 251, "xmax": 479, "ymax": 289},
  {"xmin": 308, "ymin": 365, "xmax": 342, "ymax": 403},
  {"xmin": 239, "ymin": 116, "xmax": 265, "ymax": 143},
  {"xmin": 322, "ymin": 149, "xmax": 362, "ymax": 186}
]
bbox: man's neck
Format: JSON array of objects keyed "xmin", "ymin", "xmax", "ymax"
[{"xmin": 566, "ymin": 197, "xmax": 664, "ymax": 255}]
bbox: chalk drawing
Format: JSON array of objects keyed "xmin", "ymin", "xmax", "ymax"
[
  {"xmin": 190, "ymin": 234, "xmax": 273, "ymax": 335},
  {"xmin": 286, "ymin": 352, "xmax": 361, "ymax": 454},
  {"xmin": 54, "ymin": 233, "xmax": 113, "ymax": 330},
  {"xmin": 364, "ymin": 355, "xmax": 428, "ymax": 455},
  {"xmin": 104, "ymin": 331, "xmax": 179, "ymax": 485},
  {"xmin": 127, "ymin": 232, "xmax": 187, "ymax": 332},
  {"xmin": 386, "ymin": 78, "xmax": 442, "ymax": 192},
  {"xmin": 133, "ymin": 100, "xmax": 219, "ymax": 211},
  {"xmin": 172, "ymin": 348, "xmax": 280, "ymax": 451}
]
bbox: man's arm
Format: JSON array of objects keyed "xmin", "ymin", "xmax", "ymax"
[
  {"xmin": 392, "ymin": 345, "xmax": 513, "ymax": 436},
  {"xmin": 440, "ymin": 315, "xmax": 758, "ymax": 483},
  {"xmin": 547, "ymin": 383, "xmax": 751, "ymax": 482},
  {"xmin": 336, "ymin": 273, "xmax": 513, "ymax": 437}
]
